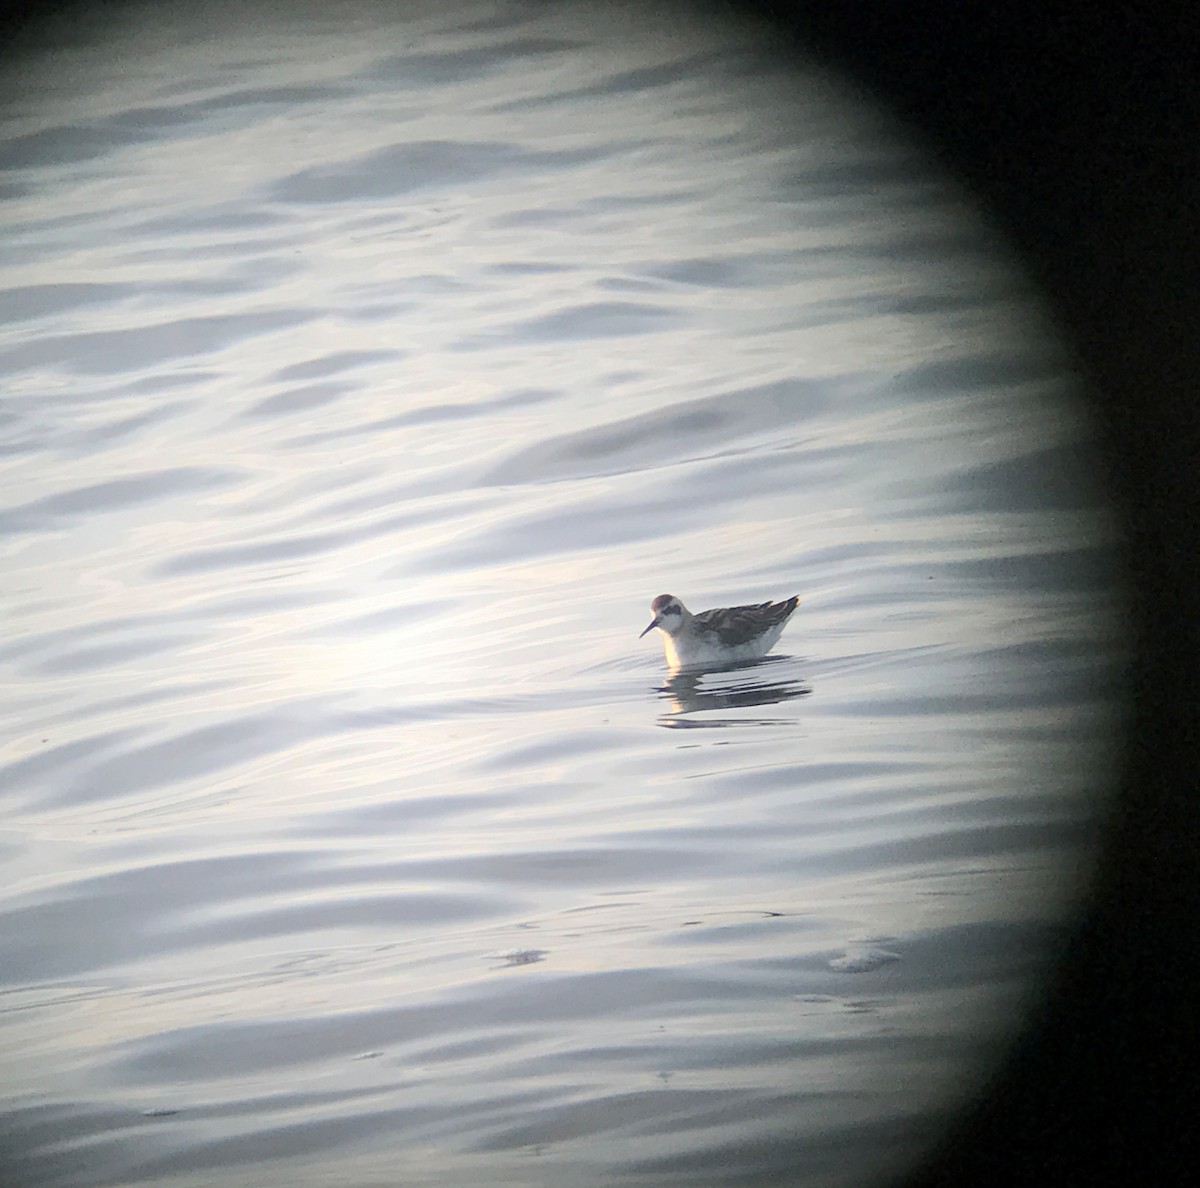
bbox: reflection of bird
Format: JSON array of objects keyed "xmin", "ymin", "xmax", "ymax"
[
  {"xmin": 657, "ymin": 665, "xmax": 811, "ymax": 721},
  {"xmin": 639, "ymin": 593, "xmax": 800, "ymax": 670}
]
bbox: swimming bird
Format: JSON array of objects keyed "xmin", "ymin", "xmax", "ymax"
[{"xmin": 639, "ymin": 593, "xmax": 800, "ymax": 670}]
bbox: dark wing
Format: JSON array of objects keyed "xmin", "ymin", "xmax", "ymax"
[{"xmin": 694, "ymin": 596, "xmax": 799, "ymax": 646}]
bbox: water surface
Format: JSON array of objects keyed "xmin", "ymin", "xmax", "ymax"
[{"xmin": 0, "ymin": 3, "xmax": 1124, "ymax": 1186}]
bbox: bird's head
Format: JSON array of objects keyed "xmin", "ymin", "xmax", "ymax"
[{"xmin": 640, "ymin": 594, "xmax": 685, "ymax": 638}]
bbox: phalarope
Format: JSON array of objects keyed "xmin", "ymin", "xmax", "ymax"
[{"xmin": 639, "ymin": 593, "xmax": 800, "ymax": 670}]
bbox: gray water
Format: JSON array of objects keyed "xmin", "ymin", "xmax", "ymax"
[{"xmin": 0, "ymin": 3, "xmax": 1125, "ymax": 1186}]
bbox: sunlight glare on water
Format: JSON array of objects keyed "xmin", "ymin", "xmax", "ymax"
[{"xmin": 0, "ymin": 2, "xmax": 1125, "ymax": 1186}]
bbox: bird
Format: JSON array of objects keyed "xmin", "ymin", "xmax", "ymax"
[{"xmin": 639, "ymin": 593, "xmax": 800, "ymax": 670}]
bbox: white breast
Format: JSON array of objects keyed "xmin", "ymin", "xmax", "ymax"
[{"xmin": 665, "ymin": 621, "xmax": 785, "ymax": 669}]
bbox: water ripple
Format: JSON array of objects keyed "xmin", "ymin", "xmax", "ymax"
[{"xmin": 0, "ymin": 6, "xmax": 1124, "ymax": 1188}]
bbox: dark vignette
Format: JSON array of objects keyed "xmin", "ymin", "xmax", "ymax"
[{"xmin": 726, "ymin": 1, "xmax": 1197, "ymax": 1185}]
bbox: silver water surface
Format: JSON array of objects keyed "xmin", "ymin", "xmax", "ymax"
[{"xmin": 1, "ymin": 3, "xmax": 1123, "ymax": 1186}]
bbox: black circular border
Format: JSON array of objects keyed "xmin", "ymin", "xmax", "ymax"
[{"xmin": 742, "ymin": 2, "xmax": 1197, "ymax": 1185}]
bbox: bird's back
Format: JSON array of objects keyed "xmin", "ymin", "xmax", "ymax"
[{"xmin": 693, "ymin": 596, "xmax": 799, "ymax": 647}]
